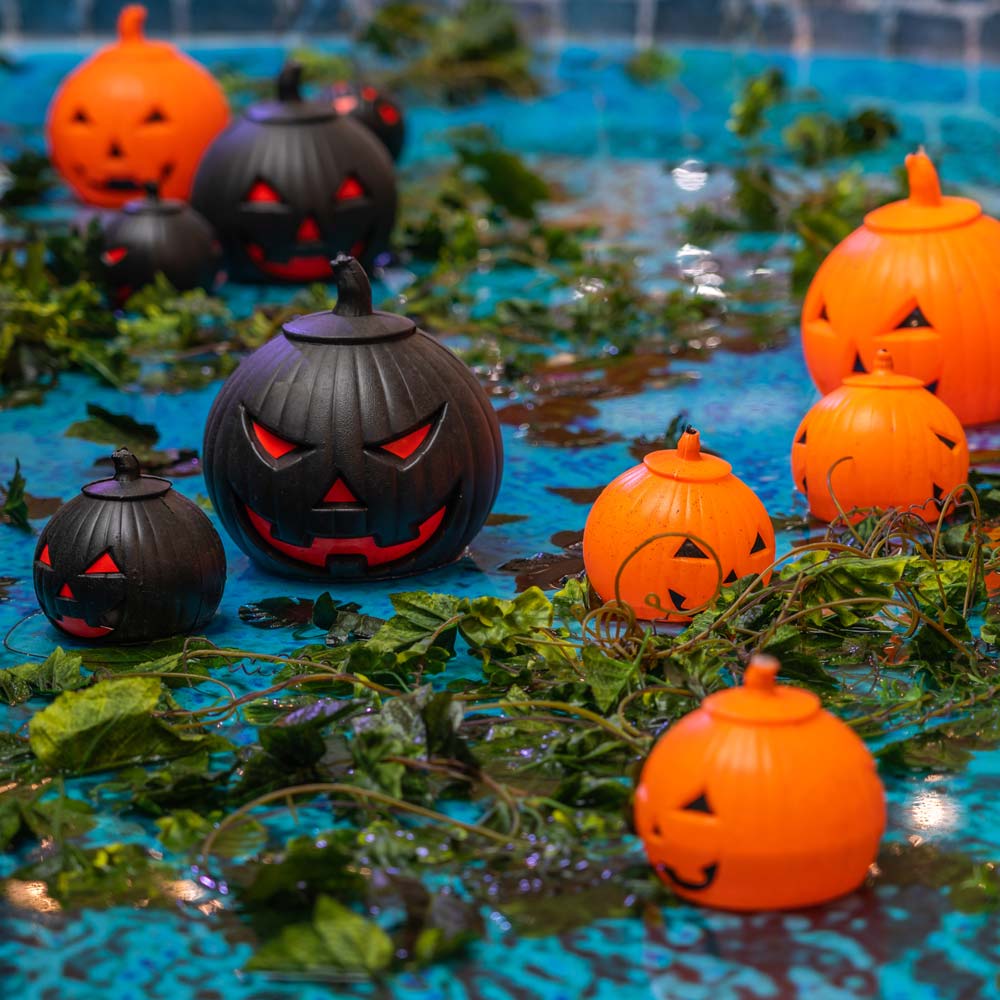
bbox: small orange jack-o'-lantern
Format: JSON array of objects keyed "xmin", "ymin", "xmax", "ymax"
[
  {"xmin": 802, "ymin": 149, "xmax": 1000, "ymax": 426},
  {"xmin": 634, "ymin": 654, "xmax": 885, "ymax": 911},
  {"xmin": 792, "ymin": 347, "xmax": 969, "ymax": 523},
  {"xmin": 45, "ymin": 4, "xmax": 229, "ymax": 209},
  {"xmin": 582, "ymin": 427, "xmax": 775, "ymax": 621}
]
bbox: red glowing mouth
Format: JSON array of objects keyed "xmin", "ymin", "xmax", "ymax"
[
  {"xmin": 245, "ymin": 237, "xmax": 369, "ymax": 282},
  {"xmin": 245, "ymin": 504, "xmax": 446, "ymax": 568},
  {"xmin": 55, "ymin": 615, "xmax": 115, "ymax": 639}
]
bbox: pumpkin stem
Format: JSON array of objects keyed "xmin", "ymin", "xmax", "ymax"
[
  {"xmin": 111, "ymin": 448, "xmax": 142, "ymax": 483},
  {"xmin": 331, "ymin": 255, "xmax": 373, "ymax": 317},
  {"xmin": 872, "ymin": 348, "xmax": 894, "ymax": 374},
  {"xmin": 906, "ymin": 148, "xmax": 942, "ymax": 207},
  {"xmin": 677, "ymin": 426, "xmax": 701, "ymax": 461},
  {"xmin": 744, "ymin": 654, "xmax": 779, "ymax": 691},
  {"xmin": 118, "ymin": 4, "xmax": 147, "ymax": 42},
  {"xmin": 277, "ymin": 62, "xmax": 304, "ymax": 103}
]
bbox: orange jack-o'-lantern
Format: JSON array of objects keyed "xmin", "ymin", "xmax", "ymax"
[
  {"xmin": 792, "ymin": 347, "xmax": 968, "ymax": 523},
  {"xmin": 634, "ymin": 654, "xmax": 885, "ymax": 911},
  {"xmin": 45, "ymin": 4, "xmax": 229, "ymax": 209},
  {"xmin": 582, "ymin": 427, "xmax": 775, "ymax": 621},
  {"xmin": 802, "ymin": 149, "xmax": 1000, "ymax": 426}
]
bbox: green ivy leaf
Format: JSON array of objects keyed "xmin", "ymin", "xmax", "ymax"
[
  {"xmin": 1, "ymin": 457, "xmax": 30, "ymax": 532},
  {"xmin": 28, "ymin": 677, "xmax": 227, "ymax": 773},
  {"xmin": 0, "ymin": 647, "xmax": 86, "ymax": 704},
  {"xmin": 581, "ymin": 646, "xmax": 636, "ymax": 712},
  {"xmin": 313, "ymin": 895, "xmax": 394, "ymax": 974}
]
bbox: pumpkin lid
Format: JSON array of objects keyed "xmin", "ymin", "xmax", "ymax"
[
  {"xmin": 245, "ymin": 62, "xmax": 337, "ymax": 126},
  {"xmin": 842, "ymin": 347, "xmax": 925, "ymax": 389},
  {"xmin": 702, "ymin": 654, "xmax": 820, "ymax": 724},
  {"xmin": 82, "ymin": 448, "xmax": 172, "ymax": 500},
  {"xmin": 642, "ymin": 427, "xmax": 733, "ymax": 482},
  {"xmin": 122, "ymin": 180, "xmax": 184, "ymax": 217},
  {"xmin": 283, "ymin": 255, "xmax": 415, "ymax": 344},
  {"xmin": 865, "ymin": 150, "xmax": 982, "ymax": 233},
  {"xmin": 94, "ymin": 5, "xmax": 183, "ymax": 63}
]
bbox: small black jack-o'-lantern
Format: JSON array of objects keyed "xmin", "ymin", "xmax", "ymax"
[
  {"xmin": 202, "ymin": 255, "xmax": 503, "ymax": 580},
  {"xmin": 100, "ymin": 181, "xmax": 221, "ymax": 303},
  {"xmin": 191, "ymin": 62, "xmax": 397, "ymax": 283},
  {"xmin": 34, "ymin": 449, "xmax": 226, "ymax": 643},
  {"xmin": 325, "ymin": 81, "xmax": 406, "ymax": 161}
]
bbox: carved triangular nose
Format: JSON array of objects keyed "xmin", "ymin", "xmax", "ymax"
[
  {"xmin": 296, "ymin": 216, "xmax": 321, "ymax": 242},
  {"xmin": 59, "ymin": 583, "xmax": 75, "ymax": 599},
  {"xmin": 108, "ymin": 140, "xmax": 124, "ymax": 158},
  {"xmin": 324, "ymin": 478, "xmax": 357, "ymax": 503}
]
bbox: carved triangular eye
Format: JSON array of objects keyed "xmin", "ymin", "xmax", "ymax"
[
  {"xmin": 675, "ymin": 538, "xmax": 708, "ymax": 559},
  {"xmin": 897, "ymin": 306, "xmax": 930, "ymax": 329},
  {"xmin": 377, "ymin": 422, "xmax": 432, "ymax": 460},
  {"xmin": 246, "ymin": 180, "xmax": 282, "ymax": 204},
  {"xmin": 934, "ymin": 432, "xmax": 957, "ymax": 450},
  {"xmin": 144, "ymin": 107, "xmax": 167, "ymax": 124},
  {"xmin": 818, "ymin": 302, "xmax": 829, "ymax": 321},
  {"xmin": 723, "ymin": 569, "xmax": 738, "ymax": 584},
  {"xmin": 933, "ymin": 483, "xmax": 945, "ymax": 501},
  {"xmin": 85, "ymin": 551, "xmax": 121, "ymax": 574},
  {"xmin": 796, "ymin": 428, "xmax": 807, "ymax": 445},
  {"xmin": 38, "ymin": 544, "xmax": 51, "ymax": 566},
  {"xmin": 750, "ymin": 532, "xmax": 767, "ymax": 554},
  {"xmin": 682, "ymin": 792, "xmax": 713, "ymax": 814},
  {"xmin": 72, "ymin": 108, "xmax": 90, "ymax": 124},
  {"xmin": 667, "ymin": 588, "xmax": 686, "ymax": 610},
  {"xmin": 251, "ymin": 419, "xmax": 300, "ymax": 460},
  {"xmin": 852, "ymin": 352, "xmax": 866, "ymax": 373},
  {"xmin": 377, "ymin": 103, "xmax": 401, "ymax": 126},
  {"xmin": 335, "ymin": 175, "xmax": 365, "ymax": 202}
]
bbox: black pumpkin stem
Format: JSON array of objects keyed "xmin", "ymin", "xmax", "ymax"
[
  {"xmin": 331, "ymin": 255, "xmax": 373, "ymax": 317},
  {"xmin": 277, "ymin": 62, "xmax": 304, "ymax": 103},
  {"xmin": 112, "ymin": 448, "xmax": 142, "ymax": 483}
]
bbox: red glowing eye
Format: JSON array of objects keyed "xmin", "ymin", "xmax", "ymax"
[
  {"xmin": 361, "ymin": 86, "xmax": 378, "ymax": 101},
  {"xmin": 252, "ymin": 420, "xmax": 299, "ymax": 459},
  {"xmin": 102, "ymin": 246, "xmax": 128, "ymax": 265},
  {"xmin": 246, "ymin": 180, "xmax": 282, "ymax": 204},
  {"xmin": 379, "ymin": 423, "xmax": 431, "ymax": 460},
  {"xmin": 85, "ymin": 551, "xmax": 121, "ymax": 574},
  {"xmin": 39, "ymin": 544, "xmax": 51, "ymax": 566},
  {"xmin": 335, "ymin": 176, "xmax": 365, "ymax": 202},
  {"xmin": 377, "ymin": 104, "xmax": 401, "ymax": 126}
]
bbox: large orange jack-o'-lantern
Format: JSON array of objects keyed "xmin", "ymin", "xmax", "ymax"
[
  {"xmin": 582, "ymin": 427, "xmax": 775, "ymax": 622},
  {"xmin": 45, "ymin": 4, "xmax": 229, "ymax": 209},
  {"xmin": 792, "ymin": 347, "xmax": 968, "ymax": 523},
  {"xmin": 634, "ymin": 654, "xmax": 886, "ymax": 911},
  {"xmin": 802, "ymin": 149, "xmax": 1000, "ymax": 426}
]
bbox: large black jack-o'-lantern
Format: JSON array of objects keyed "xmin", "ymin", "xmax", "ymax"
[
  {"xmin": 325, "ymin": 81, "xmax": 406, "ymax": 161},
  {"xmin": 33, "ymin": 449, "xmax": 226, "ymax": 643},
  {"xmin": 202, "ymin": 255, "xmax": 503, "ymax": 581},
  {"xmin": 100, "ymin": 182, "xmax": 220, "ymax": 303},
  {"xmin": 191, "ymin": 62, "xmax": 397, "ymax": 284}
]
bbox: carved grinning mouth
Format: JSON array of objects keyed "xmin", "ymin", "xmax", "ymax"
[
  {"xmin": 245, "ymin": 504, "xmax": 446, "ymax": 568},
  {"xmin": 657, "ymin": 861, "xmax": 718, "ymax": 892},
  {"xmin": 244, "ymin": 233, "xmax": 371, "ymax": 281},
  {"xmin": 52, "ymin": 589, "xmax": 121, "ymax": 638},
  {"xmin": 84, "ymin": 161, "xmax": 175, "ymax": 193}
]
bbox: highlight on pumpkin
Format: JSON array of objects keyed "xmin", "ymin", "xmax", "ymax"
[
  {"xmin": 634, "ymin": 652, "xmax": 886, "ymax": 911},
  {"xmin": 582, "ymin": 426, "xmax": 775, "ymax": 623}
]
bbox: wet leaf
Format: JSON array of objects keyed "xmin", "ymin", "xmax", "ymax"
[{"xmin": 0, "ymin": 647, "xmax": 86, "ymax": 704}]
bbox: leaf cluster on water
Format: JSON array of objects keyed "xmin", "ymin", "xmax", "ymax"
[{"xmin": 6, "ymin": 491, "xmax": 1000, "ymax": 974}]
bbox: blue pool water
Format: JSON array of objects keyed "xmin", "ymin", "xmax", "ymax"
[{"xmin": 4, "ymin": 40, "xmax": 1000, "ymax": 999}]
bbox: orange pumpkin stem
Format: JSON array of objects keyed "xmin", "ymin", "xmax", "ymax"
[
  {"xmin": 744, "ymin": 654, "xmax": 779, "ymax": 691},
  {"xmin": 905, "ymin": 148, "xmax": 942, "ymax": 207},
  {"xmin": 677, "ymin": 426, "xmax": 701, "ymax": 461},
  {"xmin": 118, "ymin": 4, "xmax": 147, "ymax": 42},
  {"xmin": 871, "ymin": 348, "xmax": 894, "ymax": 374}
]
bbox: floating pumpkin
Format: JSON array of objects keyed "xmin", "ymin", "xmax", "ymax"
[
  {"xmin": 100, "ymin": 182, "xmax": 220, "ymax": 304},
  {"xmin": 33, "ymin": 449, "xmax": 226, "ymax": 643},
  {"xmin": 202, "ymin": 255, "xmax": 502, "ymax": 580},
  {"xmin": 634, "ymin": 654, "xmax": 886, "ymax": 911},
  {"xmin": 582, "ymin": 427, "xmax": 774, "ymax": 622},
  {"xmin": 45, "ymin": 4, "xmax": 229, "ymax": 209},
  {"xmin": 792, "ymin": 347, "xmax": 968, "ymax": 523},
  {"xmin": 191, "ymin": 63, "xmax": 397, "ymax": 283},
  {"xmin": 325, "ymin": 81, "xmax": 406, "ymax": 161},
  {"xmin": 802, "ymin": 149, "xmax": 1000, "ymax": 426}
]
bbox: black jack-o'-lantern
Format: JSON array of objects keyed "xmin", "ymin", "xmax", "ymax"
[
  {"xmin": 100, "ymin": 182, "xmax": 221, "ymax": 303},
  {"xmin": 325, "ymin": 81, "xmax": 406, "ymax": 161},
  {"xmin": 191, "ymin": 62, "xmax": 397, "ymax": 283},
  {"xmin": 33, "ymin": 449, "xmax": 226, "ymax": 643},
  {"xmin": 202, "ymin": 255, "xmax": 503, "ymax": 580}
]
